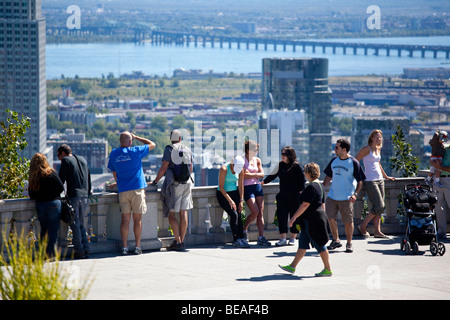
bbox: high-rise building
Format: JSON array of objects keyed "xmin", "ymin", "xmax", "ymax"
[
  {"xmin": 0, "ymin": 0, "xmax": 50, "ymax": 161},
  {"xmin": 261, "ymin": 58, "xmax": 332, "ymax": 174},
  {"xmin": 266, "ymin": 109, "xmax": 309, "ymax": 166}
]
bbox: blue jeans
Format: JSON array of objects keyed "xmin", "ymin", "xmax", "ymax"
[
  {"xmin": 36, "ymin": 199, "xmax": 61, "ymax": 257},
  {"xmin": 70, "ymin": 197, "xmax": 90, "ymax": 253}
]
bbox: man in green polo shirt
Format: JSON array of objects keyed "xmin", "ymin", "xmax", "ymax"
[{"xmin": 433, "ymin": 146, "xmax": 450, "ymax": 240}]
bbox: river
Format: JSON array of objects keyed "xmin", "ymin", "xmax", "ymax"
[{"xmin": 46, "ymin": 36, "xmax": 450, "ymax": 79}]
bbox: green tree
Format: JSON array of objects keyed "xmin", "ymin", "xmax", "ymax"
[
  {"xmin": 389, "ymin": 123, "xmax": 419, "ymax": 177},
  {"xmin": 0, "ymin": 109, "xmax": 31, "ymax": 199},
  {"xmin": 172, "ymin": 115, "xmax": 186, "ymax": 129},
  {"xmin": 151, "ymin": 116, "xmax": 168, "ymax": 132}
]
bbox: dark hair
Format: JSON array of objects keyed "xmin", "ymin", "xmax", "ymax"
[
  {"xmin": 244, "ymin": 140, "xmax": 259, "ymax": 155},
  {"xmin": 57, "ymin": 144, "xmax": 72, "ymax": 155},
  {"xmin": 281, "ymin": 146, "xmax": 298, "ymax": 166},
  {"xmin": 336, "ymin": 138, "xmax": 350, "ymax": 153}
]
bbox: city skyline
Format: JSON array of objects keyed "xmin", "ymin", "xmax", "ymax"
[{"xmin": 1, "ymin": 0, "xmax": 449, "ymax": 188}]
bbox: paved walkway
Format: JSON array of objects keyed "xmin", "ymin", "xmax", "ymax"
[{"xmin": 64, "ymin": 235, "xmax": 450, "ymax": 301}]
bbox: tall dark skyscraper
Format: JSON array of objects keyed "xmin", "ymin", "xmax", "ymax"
[
  {"xmin": 0, "ymin": 0, "xmax": 49, "ymax": 161},
  {"xmin": 262, "ymin": 58, "xmax": 332, "ymax": 174}
]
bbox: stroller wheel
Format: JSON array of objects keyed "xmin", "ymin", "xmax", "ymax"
[
  {"xmin": 438, "ymin": 243, "xmax": 446, "ymax": 256},
  {"xmin": 430, "ymin": 242, "xmax": 438, "ymax": 256},
  {"xmin": 404, "ymin": 241, "xmax": 411, "ymax": 255},
  {"xmin": 412, "ymin": 242, "xmax": 419, "ymax": 255}
]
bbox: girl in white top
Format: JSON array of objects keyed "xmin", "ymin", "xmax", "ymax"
[{"xmin": 355, "ymin": 130, "xmax": 395, "ymax": 238}]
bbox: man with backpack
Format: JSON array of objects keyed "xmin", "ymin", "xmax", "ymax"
[
  {"xmin": 152, "ymin": 130, "xmax": 193, "ymax": 251},
  {"xmin": 58, "ymin": 144, "xmax": 92, "ymax": 259}
]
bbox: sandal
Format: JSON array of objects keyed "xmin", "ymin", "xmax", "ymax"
[{"xmin": 358, "ymin": 225, "xmax": 370, "ymax": 238}]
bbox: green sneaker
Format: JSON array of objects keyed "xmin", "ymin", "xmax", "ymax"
[
  {"xmin": 315, "ymin": 268, "xmax": 332, "ymax": 277},
  {"xmin": 278, "ymin": 264, "xmax": 295, "ymax": 274}
]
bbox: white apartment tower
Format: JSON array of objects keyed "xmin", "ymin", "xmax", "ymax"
[{"xmin": 0, "ymin": 0, "xmax": 48, "ymax": 160}]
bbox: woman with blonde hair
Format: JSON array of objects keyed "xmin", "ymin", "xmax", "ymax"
[
  {"xmin": 28, "ymin": 153, "xmax": 64, "ymax": 257},
  {"xmin": 355, "ymin": 129, "xmax": 395, "ymax": 238}
]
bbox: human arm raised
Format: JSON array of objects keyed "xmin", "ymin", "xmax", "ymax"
[{"xmin": 131, "ymin": 133, "xmax": 156, "ymax": 151}]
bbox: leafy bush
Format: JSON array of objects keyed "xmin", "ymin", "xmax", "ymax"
[
  {"xmin": 0, "ymin": 232, "xmax": 93, "ymax": 300},
  {"xmin": 0, "ymin": 109, "xmax": 30, "ymax": 199}
]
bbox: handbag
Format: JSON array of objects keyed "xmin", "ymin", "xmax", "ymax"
[{"xmin": 60, "ymin": 193, "xmax": 75, "ymax": 224}]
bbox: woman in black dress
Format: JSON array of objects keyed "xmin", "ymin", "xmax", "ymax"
[
  {"xmin": 278, "ymin": 162, "xmax": 332, "ymax": 277},
  {"xmin": 261, "ymin": 146, "xmax": 305, "ymax": 246}
]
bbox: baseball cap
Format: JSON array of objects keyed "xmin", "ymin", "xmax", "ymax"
[
  {"xmin": 233, "ymin": 155, "xmax": 245, "ymax": 174},
  {"xmin": 170, "ymin": 130, "xmax": 182, "ymax": 142}
]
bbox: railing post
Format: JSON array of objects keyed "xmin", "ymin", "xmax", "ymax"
[
  {"xmin": 191, "ymin": 195, "xmax": 209, "ymax": 235},
  {"xmin": 208, "ymin": 196, "xmax": 225, "ymax": 234},
  {"xmin": 262, "ymin": 184, "xmax": 278, "ymax": 232}
]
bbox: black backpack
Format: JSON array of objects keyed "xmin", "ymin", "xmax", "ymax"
[{"xmin": 167, "ymin": 144, "xmax": 192, "ymax": 183}]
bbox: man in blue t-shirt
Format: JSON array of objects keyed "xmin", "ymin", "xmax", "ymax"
[
  {"xmin": 323, "ymin": 138, "xmax": 366, "ymax": 253},
  {"xmin": 108, "ymin": 132, "xmax": 155, "ymax": 255}
]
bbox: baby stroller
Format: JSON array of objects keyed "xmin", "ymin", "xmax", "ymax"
[{"xmin": 400, "ymin": 183, "xmax": 445, "ymax": 256}]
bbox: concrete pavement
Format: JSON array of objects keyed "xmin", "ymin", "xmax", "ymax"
[{"xmin": 61, "ymin": 234, "xmax": 450, "ymax": 302}]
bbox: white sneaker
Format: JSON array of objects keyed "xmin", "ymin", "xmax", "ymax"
[
  {"xmin": 288, "ymin": 239, "xmax": 295, "ymax": 246},
  {"xmin": 275, "ymin": 239, "xmax": 287, "ymax": 246}
]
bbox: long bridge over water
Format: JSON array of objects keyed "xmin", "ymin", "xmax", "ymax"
[
  {"xmin": 46, "ymin": 26, "xmax": 450, "ymax": 59},
  {"xmin": 150, "ymin": 31, "xmax": 450, "ymax": 59}
]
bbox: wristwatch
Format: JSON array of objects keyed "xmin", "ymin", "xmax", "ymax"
[{"xmin": 353, "ymin": 193, "xmax": 358, "ymax": 197}]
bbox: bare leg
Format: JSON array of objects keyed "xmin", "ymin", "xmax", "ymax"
[
  {"xmin": 345, "ymin": 222, "xmax": 354, "ymax": 244},
  {"xmin": 168, "ymin": 212, "xmax": 181, "ymax": 243},
  {"xmin": 121, "ymin": 212, "xmax": 131, "ymax": 248},
  {"xmin": 290, "ymin": 248, "xmax": 307, "ymax": 268},
  {"xmin": 319, "ymin": 250, "xmax": 331, "ymax": 271},
  {"xmin": 179, "ymin": 210, "xmax": 188, "ymax": 243},
  {"xmin": 132, "ymin": 213, "xmax": 142, "ymax": 248},
  {"xmin": 243, "ymin": 198, "xmax": 258, "ymax": 230},
  {"xmin": 255, "ymin": 196, "xmax": 265, "ymax": 237},
  {"xmin": 328, "ymin": 218, "xmax": 339, "ymax": 242}
]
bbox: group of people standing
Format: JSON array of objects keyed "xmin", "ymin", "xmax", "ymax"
[
  {"xmin": 273, "ymin": 130, "xmax": 394, "ymax": 277},
  {"xmin": 28, "ymin": 129, "xmax": 194, "ymax": 257},
  {"xmin": 26, "ymin": 127, "xmax": 410, "ymax": 277}
]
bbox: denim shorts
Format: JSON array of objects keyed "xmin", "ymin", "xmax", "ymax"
[
  {"xmin": 298, "ymin": 220, "xmax": 327, "ymax": 253},
  {"xmin": 244, "ymin": 183, "xmax": 264, "ymax": 201}
]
